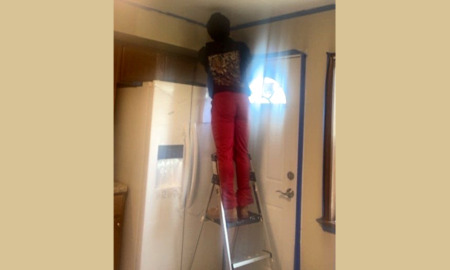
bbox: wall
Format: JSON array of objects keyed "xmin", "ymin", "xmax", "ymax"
[
  {"xmin": 232, "ymin": 10, "xmax": 335, "ymax": 270},
  {"xmin": 114, "ymin": 85, "xmax": 153, "ymax": 270},
  {"xmin": 114, "ymin": 0, "xmax": 208, "ymax": 51}
]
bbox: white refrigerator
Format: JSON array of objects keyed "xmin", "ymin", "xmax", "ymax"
[{"xmin": 114, "ymin": 80, "xmax": 222, "ymax": 270}]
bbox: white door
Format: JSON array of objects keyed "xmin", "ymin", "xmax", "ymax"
[{"xmin": 248, "ymin": 54, "xmax": 304, "ymax": 270}]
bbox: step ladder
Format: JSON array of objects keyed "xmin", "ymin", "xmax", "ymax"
[{"xmin": 190, "ymin": 153, "xmax": 273, "ymax": 270}]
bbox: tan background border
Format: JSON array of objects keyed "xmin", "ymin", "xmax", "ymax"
[
  {"xmin": 0, "ymin": 1, "xmax": 113, "ymax": 269},
  {"xmin": 1, "ymin": 0, "xmax": 449, "ymax": 269},
  {"xmin": 337, "ymin": 0, "xmax": 450, "ymax": 269}
]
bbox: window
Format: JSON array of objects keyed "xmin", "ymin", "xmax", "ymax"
[{"xmin": 249, "ymin": 71, "xmax": 287, "ymax": 104}]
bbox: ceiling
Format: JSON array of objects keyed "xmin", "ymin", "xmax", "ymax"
[{"xmin": 122, "ymin": 0, "xmax": 335, "ymax": 27}]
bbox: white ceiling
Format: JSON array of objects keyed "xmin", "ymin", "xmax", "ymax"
[{"xmin": 123, "ymin": 0, "xmax": 335, "ymax": 27}]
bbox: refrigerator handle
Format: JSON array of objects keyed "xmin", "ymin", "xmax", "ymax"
[{"xmin": 185, "ymin": 123, "xmax": 198, "ymax": 208}]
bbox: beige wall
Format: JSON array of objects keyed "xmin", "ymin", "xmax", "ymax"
[
  {"xmin": 232, "ymin": 10, "xmax": 336, "ymax": 270},
  {"xmin": 114, "ymin": 0, "xmax": 208, "ymax": 51}
]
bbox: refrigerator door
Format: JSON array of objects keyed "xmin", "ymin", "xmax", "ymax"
[
  {"xmin": 138, "ymin": 81, "xmax": 220, "ymax": 270},
  {"xmin": 139, "ymin": 81, "xmax": 193, "ymax": 270},
  {"xmin": 116, "ymin": 80, "xmax": 220, "ymax": 270},
  {"xmin": 181, "ymin": 86, "xmax": 223, "ymax": 270}
]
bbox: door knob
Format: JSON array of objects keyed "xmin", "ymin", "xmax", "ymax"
[
  {"xmin": 276, "ymin": 188, "xmax": 295, "ymax": 199},
  {"xmin": 287, "ymin": 171, "xmax": 295, "ymax": 180}
]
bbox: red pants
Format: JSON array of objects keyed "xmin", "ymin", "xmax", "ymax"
[{"xmin": 211, "ymin": 92, "xmax": 254, "ymax": 209}]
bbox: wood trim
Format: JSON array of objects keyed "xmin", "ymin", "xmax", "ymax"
[
  {"xmin": 318, "ymin": 52, "xmax": 336, "ymax": 233},
  {"xmin": 114, "ymin": 42, "xmax": 124, "ymax": 106}
]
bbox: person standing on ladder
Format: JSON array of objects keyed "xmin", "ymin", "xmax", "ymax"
[{"xmin": 198, "ymin": 12, "xmax": 254, "ymax": 222}]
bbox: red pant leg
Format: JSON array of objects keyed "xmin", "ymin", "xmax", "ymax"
[
  {"xmin": 211, "ymin": 92, "xmax": 237, "ymax": 209},
  {"xmin": 234, "ymin": 94, "xmax": 253, "ymax": 207}
]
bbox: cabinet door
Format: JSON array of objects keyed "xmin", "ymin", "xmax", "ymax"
[
  {"xmin": 114, "ymin": 193, "xmax": 125, "ymax": 216},
  {"xmin": 163, "ymin": 54, "xmax": 196, "ymax": 84},
  {"xmin": 194, "ymin": 62, "xmax": 207, "ymax": 86},
  {"xmin": 120, "ymin": 46, "xmax": 159, "ymax": 83},
  {"xmin": 114, "ymin": 215, "xmax": 122, "ymax": 270},
  {"xmin": 114, "ymin": 193, "xmax": 126, "ymax": 270}
]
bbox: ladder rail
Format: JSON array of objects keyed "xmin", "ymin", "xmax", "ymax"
[
  {"xmin": 189, "ymin": 153, "xmax": 273, "ymax": 270},
  {"xmin": 249, "ymin": 157, "xmax": 263, "ymax": 215},
  {"xmin": 220, "ymin": 198, "xmax": 234, "ymax": 270},
  {"xmin": 188, "ymin": 181, "xmax": 217, "ymax": 270}
]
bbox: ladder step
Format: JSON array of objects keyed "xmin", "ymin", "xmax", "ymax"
[
  {"xmin": 205, "ymin": 211, "xmax": 262, "ymax": 227},
  {"xmin": 211, "ymin": 173, "xmax": 256, "ymax": 184},
  {"xmin": 232, "ymin": 250, "xmax": 272, "ymax": 268}
]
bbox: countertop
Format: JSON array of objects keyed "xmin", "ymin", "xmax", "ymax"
[{"xmin": 114, "ymin": 182, "xmax": 128, "ymax": 194}]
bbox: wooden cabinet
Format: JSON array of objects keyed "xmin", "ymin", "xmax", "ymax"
[
  {"xmin": 116, "ymin": 44, "xmax": 199, "ymax": 86},
  {"xmin": 114, "ymin": 190, "xmax": 127, "ymax": 270},
  {"xmin": 114, "ymin": 33, "xmax": 206, "ymax": 91}
]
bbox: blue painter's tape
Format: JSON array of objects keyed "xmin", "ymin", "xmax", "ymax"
[{"xmin": 294, "ymin": 53, "xmax": 307, "ymax": 270}]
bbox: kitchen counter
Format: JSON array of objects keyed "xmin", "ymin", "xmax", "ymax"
[{"xmin": 114, "ymin": 182, "xmax": 128, "ymax": 194}]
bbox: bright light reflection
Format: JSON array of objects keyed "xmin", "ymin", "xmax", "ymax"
[
  {"xmin": 155, "ymin": 158, "xmax": 183, "ymax": 190},
  {"xmin": 249, "ymin": 77, "xmax": 286, "ymax": 104}
]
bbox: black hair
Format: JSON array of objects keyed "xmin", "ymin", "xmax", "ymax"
[{"xmin": 206, "ymin": 12, "xmax": 230, "ymax": 41}]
